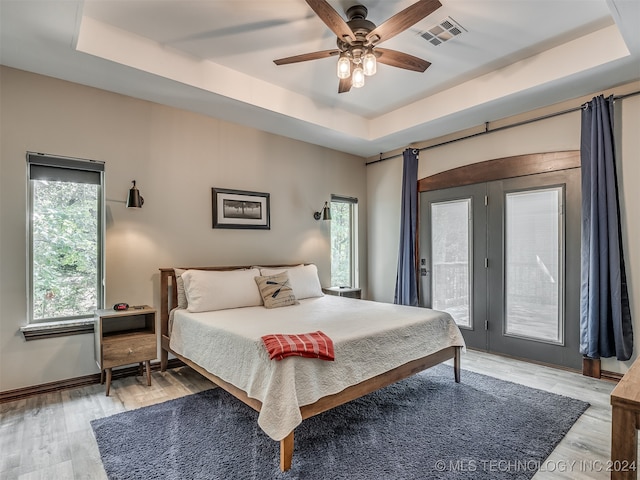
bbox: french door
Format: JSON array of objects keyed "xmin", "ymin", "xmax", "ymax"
[{"xmin": 419, "ymin": 169, "xmax": 582, "ymax": 369}]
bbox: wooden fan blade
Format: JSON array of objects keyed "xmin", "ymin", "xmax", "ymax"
[
  {"xmin": 274, "ymin": 49, "xmax": 339, "ymax": 65},
  {"xmin": 366, "ymin": 0, "xmax": 442, "ymax": 45},
  {"xmin": 338, "ymin": 75, "xmax": 352, "ymax": 94},
  {"xmin": 376, "ymin": 48, "xmax": 431, "ymax": 72},
  {"xmin": 305, "ymin": 0, "xmax": 356, "ymax": 43}
]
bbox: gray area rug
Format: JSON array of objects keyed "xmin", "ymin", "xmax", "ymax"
[{"xmin": 91, "ymin": 365, "xmax": 589, "ymax": 479}]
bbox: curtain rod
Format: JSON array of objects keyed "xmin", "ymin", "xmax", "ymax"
[{"xmin": 365, "ymin": 90, "xmax": 640, "ymax": 166}]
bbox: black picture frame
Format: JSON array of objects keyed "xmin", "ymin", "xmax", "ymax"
[{"xmin": 212, "ymin": 188, "xmax": 270, "ymax": 230}]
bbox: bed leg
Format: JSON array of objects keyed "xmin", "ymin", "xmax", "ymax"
[
  {"xmin": 280, "ymin": 431, "xmax": 294, "ymax": 471},
  {"xmin": 454, "ymin": 347, "xmax": 461, "ymax": 383},
  {"xmin": 160, "ymin": 349, "xmax": 168, "ymax": 372}
]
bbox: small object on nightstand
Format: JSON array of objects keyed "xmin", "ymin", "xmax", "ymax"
[
  {"xmin": 94, "ymin": 305, "xmax": 157, "ymax": 396},
  {"xmin": 113, "ymin": 302, "xmax": 129, "ymax": 311},
  {"xmin": 322, "ymin": 286, "xmax": 362, "ymax": 299}
]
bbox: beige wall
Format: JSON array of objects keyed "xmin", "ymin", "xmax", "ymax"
[
  {"xmin": 367, "ymin": 84, "xmax": 640, "ymax": 374},
  {"xmin": 365, "ymin": 156, "xmax": 403, "ymax": 303},
  {"xmin": 0, "ymin": 67, "xmax": 367, "ymax": 392}
]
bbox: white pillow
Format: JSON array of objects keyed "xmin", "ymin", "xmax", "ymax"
[
  {"xmin": 259, "ymin": 264, "xmax": 324, "ymax": 299},
  {"xmin": 174, "ymin": 268, "xmax": 188, "ymax": 309},
  {"xmin": 182, "ymin": 268, "xmax": 262, "ymax": 312}
]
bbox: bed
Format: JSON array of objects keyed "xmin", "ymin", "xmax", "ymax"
[{"xmin": 159, "ymin": 265, "xmax": 465, "ymax": 471}]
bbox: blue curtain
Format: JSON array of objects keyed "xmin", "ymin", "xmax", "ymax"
[
  {"xmin": 394, "ymin": 148, "xmax": 419, "ymax": 306},
  {"xmin": 580, "ymin": 95, "xmax": 633, "ymax": 361}
]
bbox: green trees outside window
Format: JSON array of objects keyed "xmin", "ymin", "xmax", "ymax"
[{"xmin": 31, "ymin": 180, "xmax": 100, "ymax": 320}]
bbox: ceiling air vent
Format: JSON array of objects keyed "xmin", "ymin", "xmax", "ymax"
[{"xmin": 420, "ymin": 16, "xmax": 466, "ymax": 46}]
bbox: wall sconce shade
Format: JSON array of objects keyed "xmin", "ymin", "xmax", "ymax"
[
  {"xmin": 314, "ymin": 201, "xmax": 331, "ymax": 221},
  {"xmin": 126, "ymin": 180, "xmax": 144, "ymax": 208}
]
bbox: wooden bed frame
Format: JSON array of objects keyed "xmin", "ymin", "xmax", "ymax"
[{"xmin": 159, "ymin": 266, "xmax": 461, "ymax": 471}]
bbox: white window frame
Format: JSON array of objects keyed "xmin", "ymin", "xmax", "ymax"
[
  {"xmin": 26, "ymin": 152, "xmax": 105, "ymax": 326},
  {"xmin": 330, "ymin": 194, "xmax": 359, "ymax": 288}
]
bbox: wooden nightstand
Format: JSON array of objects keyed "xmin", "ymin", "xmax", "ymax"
[
  {"xmin": 322, "ymin": 287, "xmax": 362, "ymax": 299},
  {"xmin": 94, "ymin": 305, "xmax": 157, "ymax": 396}
]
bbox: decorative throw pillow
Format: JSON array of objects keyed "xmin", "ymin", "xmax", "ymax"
[
  {"xmin": 174, "ymin": 268, "xmax": 188, "ymax": 309},
  {"xmin": 259, "ymin": 264, "xmax": 324, "ymax": 299},
  {"xmin": 254, "ymin": 272, "xmax": 299, "ymax": 309}
]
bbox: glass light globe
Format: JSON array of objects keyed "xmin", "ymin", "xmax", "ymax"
[
  {"xmin": 363, "ymin": 51, "xmax": 377, "ymax": 76},
  {"xmin": 337, "ymin": 56, "xmax": 351, "ymax": 79},
  {"xmin": 352, "ymin": 65, "xmax": 365, "ymax": 88}
]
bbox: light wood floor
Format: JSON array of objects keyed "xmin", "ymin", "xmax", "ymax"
[{"xmin": 0, "ymin": 350, "xmax": 627, "ymax": 479}]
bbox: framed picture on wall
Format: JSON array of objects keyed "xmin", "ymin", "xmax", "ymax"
[{"xmin": 212, "ymin": 188, "xmax": 270, "ymax": 230}]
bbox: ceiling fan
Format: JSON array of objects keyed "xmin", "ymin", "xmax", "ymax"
[{"xmin": 273, "ymin": 0, "xmax": 442, "ymax": 93}]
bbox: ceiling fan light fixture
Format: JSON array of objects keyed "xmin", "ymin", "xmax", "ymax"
[
  {"xmin": 352, "ymin": 64, "xmax": 365, "ymax": 88},
  {"xmin": 273, "ymin": 0, "xmax": 440, "ymax": 94},
  {"xmin": 363, "ymin": 50, "xmax": 376, "ymax": 76},
  {"xmin": 337, "ymin": 54, "xmax": 351, "ymax": 79}
]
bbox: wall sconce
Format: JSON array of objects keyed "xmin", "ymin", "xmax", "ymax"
[
  {"xmin": 314, "ymin": 201, "xmax": 331, "ymax": 221},
  {"xmin": 126, "ymin": 180, "xmax": 144, "ymax": 208}
]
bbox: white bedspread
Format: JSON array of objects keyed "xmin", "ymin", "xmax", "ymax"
[{"xmin": 169, "ymin": 295, "xmax": 465, "ymax": 440}]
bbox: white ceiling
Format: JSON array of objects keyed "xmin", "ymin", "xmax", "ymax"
[{"xmin": 1, "ymin": 0, "xmax": 639, "ymax": 157}]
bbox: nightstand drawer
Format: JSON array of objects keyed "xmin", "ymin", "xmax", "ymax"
[{"xmin": 102, "ymin": 333, "xmax": 156, "ymax": 368}]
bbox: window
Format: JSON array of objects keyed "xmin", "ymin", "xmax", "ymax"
[
  {"xmin": 431, "ymin": 198, "xmax": 472, "ymax": 327},
  {"xmin": 330, "ymin": 195, "xmax": 358, "ymax": 287},
  {"xmin": 504, "ymin": 187, "xmax": 564, "ymax": 343},
  {"xmin": 27, "ymin": 152, "xmax": 105, "ymax": 324}
]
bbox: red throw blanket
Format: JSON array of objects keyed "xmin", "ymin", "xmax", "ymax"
[{"xmin": 261, "ymin": 331, "xmax": 335, "ymax": 361}]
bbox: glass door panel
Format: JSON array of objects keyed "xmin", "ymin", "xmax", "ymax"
[
  {"xmin": 487, "ymin": 169, "xmax": 581, "ymax": 369},
  {"xmin": 504, "ymin": 188, "xmax": 563, "ymax": 343},
  {"xmin": 431, "ymin": 199, "xmax": 471, "ymax": 327},
  {"xmin": 420, "ymin": 182, "xmax": 487, "ymax": 350},
  {"xmin": 420, "ymin": 168, "xmax": 581, "ymax": 368}
]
